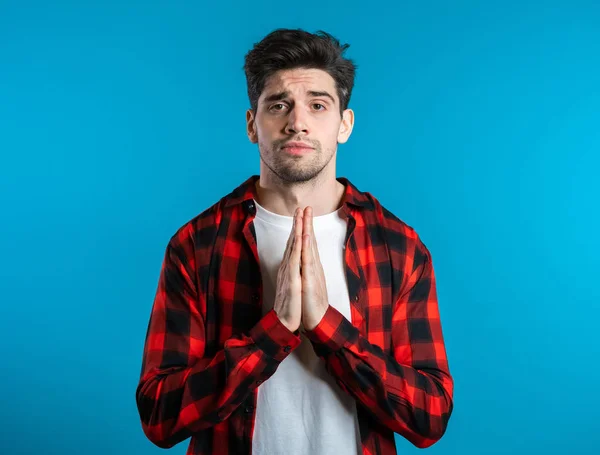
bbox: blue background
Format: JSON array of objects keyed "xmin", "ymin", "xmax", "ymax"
[{"xmin": 1, "ymin": 1, "xmax": 599, "ymax": 454}]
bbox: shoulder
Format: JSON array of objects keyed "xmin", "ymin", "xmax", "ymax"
[
  {"xmin": 165, "ymin": 175, "xmax": 257, "ymax": 249},
  {"xmin": 166, "ymin": 196, "xmax": 226, "ymax": 253},
  {"xmin": 368, "ymin": 194, "xmax": 433, "ymax": 269},
  {"xmin": 343, "ymin": 175, "xmax": 432, "ymax": 263}
]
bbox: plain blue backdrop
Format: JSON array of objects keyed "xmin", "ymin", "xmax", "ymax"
[{"xmin": 1, "ymin": 1, "xmax": 599, "ymax": 454}]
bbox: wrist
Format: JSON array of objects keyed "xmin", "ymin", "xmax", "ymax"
[{"xmin": 303, "ymin": 304, "xmax": 329, "ymax": 331}]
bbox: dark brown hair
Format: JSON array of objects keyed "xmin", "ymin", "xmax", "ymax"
[{"xmin": 243, "ymin": 28, "xmax": 357, "ymax": 115}]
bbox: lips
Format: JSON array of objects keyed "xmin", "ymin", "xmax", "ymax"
[
  {"xmin": 282, "ymin": 142, "xmax": 313, "ymax": 150},
  {"xmin": 282, "ymin": 140, "xmax": 314, "ymax": 155},
  {"xmin": 282, "ymin": 145, "xmax": 313, "ymax": 155}
]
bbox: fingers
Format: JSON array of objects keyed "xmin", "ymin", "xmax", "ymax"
[
  {"xmin": 311, "ymin": 214, "xmax": 321, "ymax": 262},
  {"xmin": 302, "ymin": 231, "xmax": 310, "ymax": 268},
  {"xmin": 295, "ymin": 207, "xmax": 303, "ymax": 237},
  {"xmin": 302, "ymin": 207, "xmax": 312, "ymax": 270},
  {"xmin": 303, "ymin": 206, "xmax": 312, "ymax": 237},
  {"xmin": 303, "ymin": 206, "xmax": 311, "ymax": 251},
  {"xmin": 291, "ymin": 209, "xmax": 303, "ymax": 274},
  {"xmin": 284, "ymin": 216, "xmax": 295, "ymax": 253},
  {"xmin": 283, "ymin": 207, "xmax": 301, "ymax": 261}
]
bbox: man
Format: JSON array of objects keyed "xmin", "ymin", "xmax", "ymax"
[{"xmin": 136, "ymin": 28, "xmax": 454, "ymax": 455}]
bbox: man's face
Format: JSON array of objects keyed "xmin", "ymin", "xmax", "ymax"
[{"xmin": 246, "ymin": 68, "xmax": 354, "ymax": 184}]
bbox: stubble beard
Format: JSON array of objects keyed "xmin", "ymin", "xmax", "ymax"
[{"xmin": 258, "ymin": 137, "xmax": 336, "ymax": 184}]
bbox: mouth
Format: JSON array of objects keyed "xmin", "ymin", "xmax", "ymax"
[
  {"xmin": 281, "ymin": 142, "xmax": 314, "ymax": 155},
  {"xmin": 282, "ymin": 146, "xmax": 313, "ymax": 155}
]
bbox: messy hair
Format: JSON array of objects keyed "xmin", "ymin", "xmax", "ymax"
[{"xmin": 243, "ymin": 28, "xmax": 357, "ymax": 115}]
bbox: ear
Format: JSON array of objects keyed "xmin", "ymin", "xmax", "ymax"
[
  {"xmin": 337, "ymin": 109, "xmax": 354, "ymax": 144},
  {"xmin": 246, "ymin": 109, "xmax": 258, "ymax": 143}
]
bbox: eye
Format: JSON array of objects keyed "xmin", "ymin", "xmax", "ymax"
[
  {"xmin": 312, "ymin": 103, "xmax": 325, "ymax": 111},
  {"xmin": 269, "ymin": 103, "xmax": 287, "ymax": 112}
]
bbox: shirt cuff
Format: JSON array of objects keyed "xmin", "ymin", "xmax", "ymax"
[
  {"xmin": 249, "ymin": 309, "xmax": 302, "ymax": 362},
  {"xmin": 303, "ymin": 305, "xmax": 359, "ymax": 356}
]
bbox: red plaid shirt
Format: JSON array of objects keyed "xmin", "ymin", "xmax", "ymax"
[{"xmin": 136, "ymin": 174, "xmax": 454, "ymax": 454}]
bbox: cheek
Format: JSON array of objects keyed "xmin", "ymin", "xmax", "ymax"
[
  {"xmin": 326, "ymin": 121, "xmax": 343, "ymax": 142},
  {"xmin": 257, "ymin": 118, "xmax": 281, "ymax": 138}
]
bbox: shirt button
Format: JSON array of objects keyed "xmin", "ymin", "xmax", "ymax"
[
  {"xmin": 245, "ymin": 405, "xmax": 254, "ymax": 414},
  {"xmin": 252, "ymin": 294, "xmax": 260, "ymax": 302},
  {"xmin": 283, "ymin": 345, "xmax": 291, "ymax": 353},
  {"xmin": 355, "ymin": 294, "xmax": 359, "ymax": 301},
  {"xmin": 247, "ymin": 201, "xmax": 255, "ymax": 211},
  {"xmin": 256, "ymin": 379, "xmax": 262, "ymax": 385}
]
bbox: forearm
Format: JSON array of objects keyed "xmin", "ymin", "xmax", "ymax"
[
  {"xmin": 305, "ymin": 305, "xmax": 453, "ymax": 448},
  {"xmin": 136, "ymin": 310, "xmax": 301, "ymax": 449}
]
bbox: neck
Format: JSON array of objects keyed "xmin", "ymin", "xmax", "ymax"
[{"xmin": 255, "ymin": 171, "xmax": 345, "ymax": 217}]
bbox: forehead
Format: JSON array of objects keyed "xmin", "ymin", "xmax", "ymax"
[{"xmin": 261, "ymin": 68, "xmax": 337, "ymax": 99}]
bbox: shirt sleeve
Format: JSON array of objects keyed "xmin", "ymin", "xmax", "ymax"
[
  {"xmin": 135, "ymin": 231, "xmax": 301, "ymax": 449},
  {"xmin": 303, "ymin": 242, "xmax": 454, "ymax": 449}
]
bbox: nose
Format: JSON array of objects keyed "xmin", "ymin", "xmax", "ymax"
[{"xmin": 284, "ymin": 106, "xmax": 309, "ymax": 135}]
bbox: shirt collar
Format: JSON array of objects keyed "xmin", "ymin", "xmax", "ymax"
[{"xmin": 224, "ymin": 174, "xmax": 374, "ymax": 212}]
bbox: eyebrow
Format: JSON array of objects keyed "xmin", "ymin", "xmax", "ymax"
[{"xmin": 262, "ymin": 90, "xmax": 336, "ymax": 104}]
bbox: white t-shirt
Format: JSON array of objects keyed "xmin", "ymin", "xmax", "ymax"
[{"xmin": 251, "ymin": 199, "xmax": 362, "ymax": 455}]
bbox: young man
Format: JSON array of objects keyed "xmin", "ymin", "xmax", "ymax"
[{"xmin": 136, "ymin": 28, "xmax": 454, "ymax": 455}]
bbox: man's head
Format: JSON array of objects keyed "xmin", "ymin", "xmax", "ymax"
[{"xmin": 243, "ymin": 29, "xmax": 356, "ymax": 184}]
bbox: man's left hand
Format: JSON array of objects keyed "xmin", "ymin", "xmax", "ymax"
[{"xmin": 300, "ymin": 206, "xmax": 330, "ymax": 331}]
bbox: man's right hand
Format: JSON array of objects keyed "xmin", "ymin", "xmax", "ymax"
[{"xmin": 273, "ymin": 207, "xmax": 303, "ymax": 333}]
